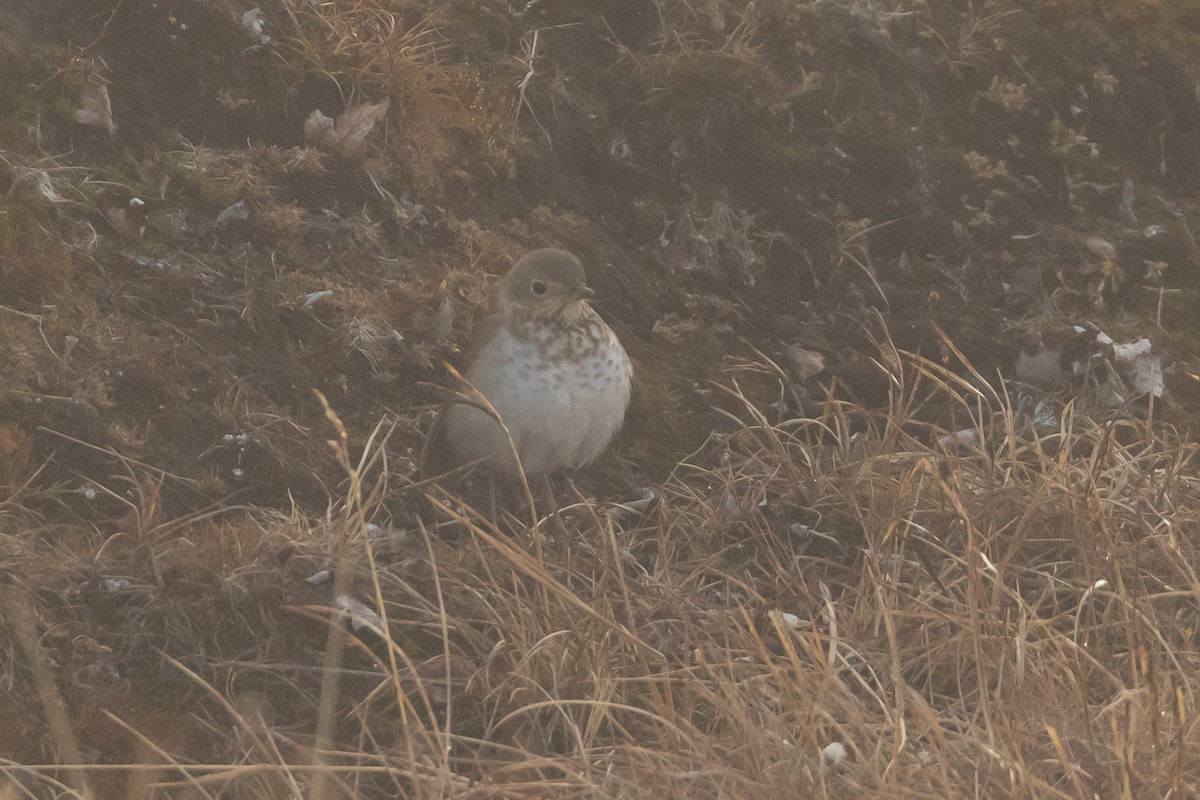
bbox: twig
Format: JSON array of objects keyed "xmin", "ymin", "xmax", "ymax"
[{"xmin": 35, "ymin": 0, "xmax": 128, "ymax": 92}]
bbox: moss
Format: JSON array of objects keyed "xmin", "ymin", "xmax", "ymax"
[
  {"xmin": 170, "ymin": 159, "xmax": 245, "ymax": 212},
  {"xmin": 0, "ymin": 188, "xmax": 83, "ymax": 305}
]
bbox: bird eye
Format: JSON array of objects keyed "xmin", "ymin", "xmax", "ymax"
[{"xmin": 531, "ymin": 280, "xmax": 547, "ymax": 295}]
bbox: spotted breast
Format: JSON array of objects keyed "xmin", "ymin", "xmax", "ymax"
[{"xmin": 421, "ymin": 248, "xmax": 634, "ymax": 478}]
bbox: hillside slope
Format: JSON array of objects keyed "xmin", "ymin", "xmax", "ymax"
[{"xmin": 4, "ymin": 1, "xmax": 1200, "ymax": 797}]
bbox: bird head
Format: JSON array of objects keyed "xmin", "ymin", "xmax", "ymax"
[{"xmin": 499, "ymin": 248, "xmax": 595, "ymax": 321}]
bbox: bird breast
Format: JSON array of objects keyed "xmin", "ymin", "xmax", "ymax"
[{"xmin": 445, "ymin": 315, "xmax": 632, "ymax": 475}]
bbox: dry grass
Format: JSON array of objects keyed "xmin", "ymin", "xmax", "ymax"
[
  {"xmin": 5, "ymin": 333, "xmax": 1200, "ymax": 798},
  {"xmin": 266, "ymin": 0, "xmax": 517, "ymax": 195},
  {"xmin": 6, "ymin": 0, "xmax": 1200, "ymax": 797}
]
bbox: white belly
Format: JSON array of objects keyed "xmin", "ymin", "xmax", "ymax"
[{"xmin": 443, "ymin": 324, "xmax": 632, "ymax": 475}]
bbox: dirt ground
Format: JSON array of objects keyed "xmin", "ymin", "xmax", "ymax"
[{"xmin": 4, "ymin": 1, "xmax": 1200, "ymax": 797}]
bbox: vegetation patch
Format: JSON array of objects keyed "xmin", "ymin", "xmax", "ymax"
[{"xmin": 3, "ymin": 0, "xmax": 1200, "ymax": 797}]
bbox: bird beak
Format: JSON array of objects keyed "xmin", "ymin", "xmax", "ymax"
[{"xmin": 575, "ymin": 286, "xmax": 595, "ymax": 300}]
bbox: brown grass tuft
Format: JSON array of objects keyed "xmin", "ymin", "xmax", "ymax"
[{"xmin": 7, "ymin": 334, "xmax": 1200, "ymax": 797}]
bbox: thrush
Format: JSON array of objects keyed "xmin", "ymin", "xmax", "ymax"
[{"xmin": 421, "ymin": 248, "xmax": 633, "ymax": 477}]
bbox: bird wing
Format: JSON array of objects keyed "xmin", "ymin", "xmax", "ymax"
[
  {"xmin": 418, "ymin": 311, "xmax": 504, "ymax": 478},
  {"xmin": 459, "ymin": 309, "xmax": 503, "ymax": 368}
]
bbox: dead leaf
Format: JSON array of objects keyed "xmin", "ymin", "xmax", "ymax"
[
  {"xmin": 304, "ymin": 99, "xmax": 390, "ymax": 162},
  {"xmin": 1023, "ymin": 324, "xmax": 1167, "ymax": 406},
  {"xmin": 1090, "ymin": 359, "xmax": 1129, "ymax": 409},
  {"xmin": 101, "ymin": 193, "xmax": 148, "ymax": 240},
  {"xmin": 335, "ymin": 595, "xmax": 383, "ymax": 633},
  {"xmin": 241, "ymin": 7, "xmax": 271, "ymax": 44},
  {"xmin": 609, "ymin": 487, "xmax": 660, "ymax": 522},
  {"xmin": 305, "ymin": 569, "xmax": 333, "ymax": 585},
  {"xmin": 784, "ymin": 344, "xmax": 826, "ymax": 382},
  {"xmin": 1110, "ymin": 337, "xmax": 1164, "ymax": 399},
  {"xmin": 215, "ymin": 199, "xmax": 251, "ymax": 227},
  {"xmin": 75, "ymin": 81, "xmax": 115, "ymax": 135},
  {"xmin": 1015, "ymin": 345, "xmax": 1069, "ymax": 388},
  {"xmin": 936, "ymin": 427, "xmax": 980, "ymax": 450}
]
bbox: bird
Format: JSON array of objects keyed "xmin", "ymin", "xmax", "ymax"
[{"xmin": 421, "ymin": 248, "xmax": 633, "ymax": 478}]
